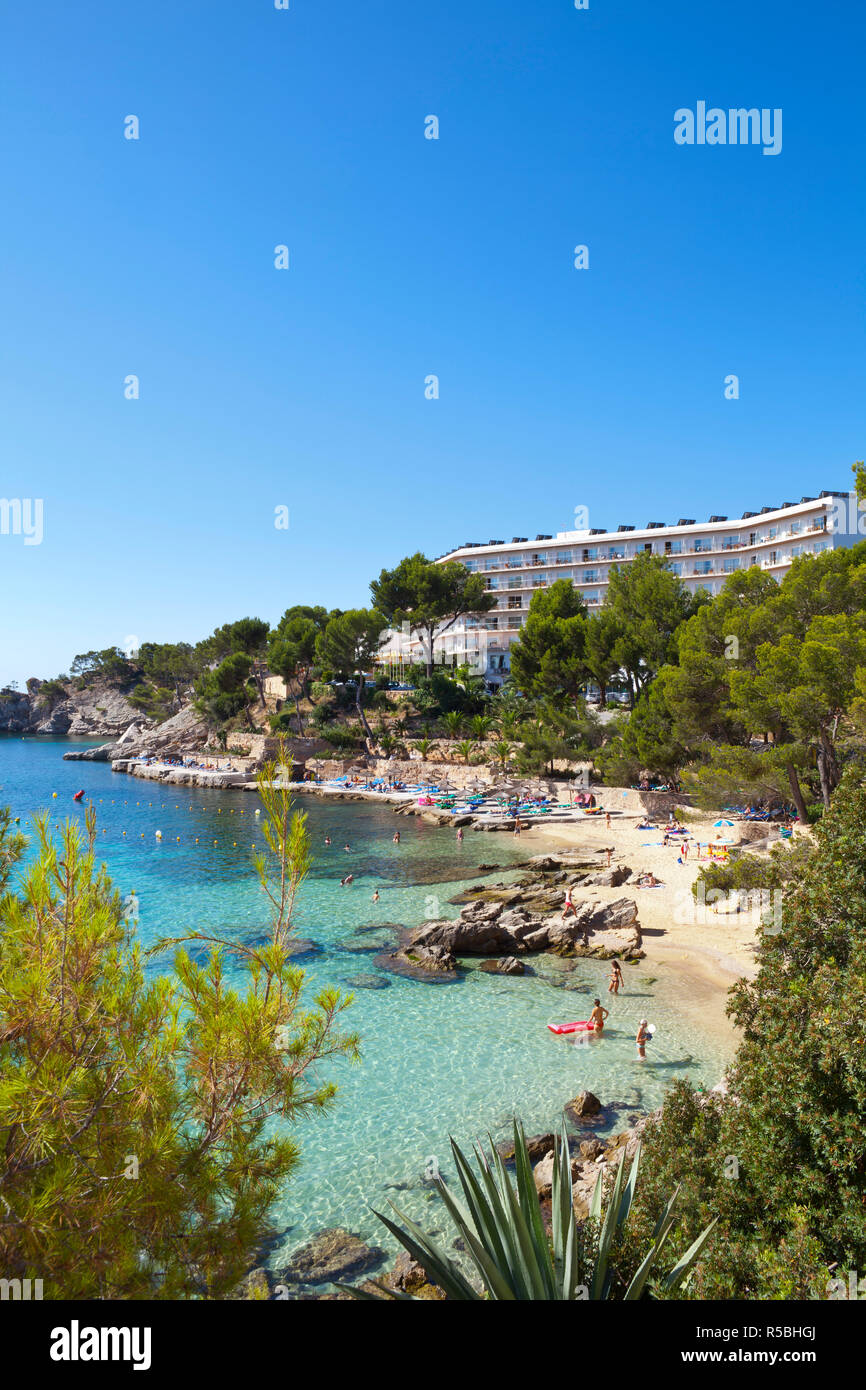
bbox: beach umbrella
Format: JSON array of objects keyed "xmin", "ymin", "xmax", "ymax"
[{"xmin": 714, "ymin": 818, "xmax": 734, "ymax": 827}]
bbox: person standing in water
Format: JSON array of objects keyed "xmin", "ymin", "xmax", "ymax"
[
  {"xmin": 456, "ymin": 827, "xmax": 463, "ymax": 843},
  {"xmin": 608, "ymin": 960, "xmax": 624, "ymax": 995},
  {"xmin": 371, "ymin": 889, "xmax": 379, "ymax": 903},
  {"xmin": 636, "ymin": 1019, "xmax": 649, "ymax": 1060},
  {"xmin": 393, "ymin": 831, "xmax": 401, "ymax": 845},
  {"xmin": 589, "ymin": 998, "xmax": 609, "ymax": 1033}
]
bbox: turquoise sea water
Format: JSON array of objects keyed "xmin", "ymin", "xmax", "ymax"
[{"xmin": 0, "ymin": 736, "xmax": 732, "ymax": 1277}]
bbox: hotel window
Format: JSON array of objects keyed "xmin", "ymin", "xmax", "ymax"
[
  {"xmin": 694, "ymin": 538, "xmax": 712, "ymax": 553},
  {"xmin": 556, "ymin": 550, "xmax": 573, "ymax": 565},
  {"xmin": 664, "ymin": 540, "xmax": 682, "ymax": 555},
  {"xmin": 583, "ymin": 569, "xmax": 599, "ymax": 582},
  {"xmin": 582, "ymin": 590, "xmax": 599, "ymax": 604},
  {"xmin": 485, "ymin": 577, "xmax": 499, "ymax": 590},
  {"xmin": 582, "ymin": 547, "xmax": 598, "ymax": 561},
  {"xmin": 507, "ymin": 596, "xmax": 522, "ymax": 609},
  {"xmin": 669, "ymin": 562, "xmax": 683, "ymax": 576},
  {"xmin": 814, "ymin": 540, "xmax": 828, "ymax": 552},
  {"xmin": 768, "ymin": 527, "xmax": 778, "ymax": 540},
  {"xmin": 463, "ymin": 559, "xmax": 477, "ymax": 571},
  {"xmin": 790, "ymin": 521, "xmax": 801, "ymax": 535},
  {"xmin": 507, "ymin": 577, "xmax": 522, "ymax": 590},
  {"xmin": 694, "ymin": 560, "xmax": 712, "ymax": 575},
  {"xmin": 531, "ymin": 573, "xmax": 547, "ymax": 587},
  {"xmin": 723, "ymin": 557, "xmax": 740, "ymax": 572},
  {"xmin": 748, "ymin": 532, "xmax": 757, "ymax": 546},
  {"xmin": 607, "ymin": 546, "xmax": 625, "ymax": 559}
]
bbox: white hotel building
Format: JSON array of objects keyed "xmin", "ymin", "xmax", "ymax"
[{"xmin": 378, "ymin": 490, "xmax": 858, "ymax": 688}]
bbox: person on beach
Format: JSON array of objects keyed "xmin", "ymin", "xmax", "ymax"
[
  {"xmin": 605, "ymin": 811, "xmax": 611, "ymax": 829},
  {"xmin": 608, "ymin": 960, "xmax": 624, "ymax": 995},
  {"xmin": 562, "ymin": 887, "xmax": 577, "ymax": 919},
  {"xmin": 636, "ymin": 1019, "xmax": 649, "ymax": 1060},
  {"xmin": 640, "ymin": 871, "xmax": 659, "ymax": 887},
  {"xmin": 589, "ymin": 999, "xmax": 609, "ymax": 1033},
  {"xmin": 605, "ymin": 847, "xmax": 613, "ymax": 867}
]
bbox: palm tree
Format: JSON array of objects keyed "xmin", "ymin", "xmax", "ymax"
[
  {"xmin": 454, "ymin": 739, "xmax": 476, "ymax": 765},
  {"xmin": 345, "ymin": 1121, "xmax": 716, "ymax": 1301},
  {"xmin": 496, "ymin": 711, "xmax": 523, "ymax": 741},
  {"xmin": 440, "ymin": 710, "xmax": 464, "ymax": 738},
  {"xmin": 413, "ymin": 737, "xmax": 437, "ymax": 761},
  {"xmin": 489, "ymin": 739, "xmax": 514, "ymax": 773},
  {"xmin": 469, "ymin": 714, "xmax": 494, "ymax": 741}
]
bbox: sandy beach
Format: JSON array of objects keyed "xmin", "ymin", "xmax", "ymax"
[{"xmin": 531, "ymin": 806, "xmax": 779, "ymax": 1051}]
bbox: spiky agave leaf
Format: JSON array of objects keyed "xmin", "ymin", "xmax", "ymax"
[{"xmin": 349, "ymin": 1124, "xmax": 717, "ymax": 1301}]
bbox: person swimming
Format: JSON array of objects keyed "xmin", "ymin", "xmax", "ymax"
[
  {"xmin": 371, "ymin": 888, "xmax": 379, "ymax": 903},
  {"xmin": 589, "ymin": 998, "xmax": 609, "ymax": 1033}
]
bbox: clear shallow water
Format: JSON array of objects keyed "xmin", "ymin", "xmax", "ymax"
[{"xmin": 0, "ymin": 737, "xmax": 731, "ymax": 1273}]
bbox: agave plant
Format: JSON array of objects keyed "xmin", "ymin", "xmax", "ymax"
[{"xmin": 345, "ymin": 1120, "xmax": 716, "ymax": 1301}]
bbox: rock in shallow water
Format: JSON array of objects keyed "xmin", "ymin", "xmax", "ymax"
[
  {"xmin": 281, "ymin": 1227, "xmax": 386, "ymax": 1285},
  {"xmin": 479, "ymin": 956, "xmax": 525, "ymax": 975},
  {"xmin": 345, "ymin": 972, "xmax": 391, "ymax": 990},
  {"xmin": 568, "ymin": 1090, "xmax": 603, "ymax": 1118}
]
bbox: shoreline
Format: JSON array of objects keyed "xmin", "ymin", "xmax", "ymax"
[{"xmin": 109, "ymin": 756, "xmax": 753, "ymax": 1048}]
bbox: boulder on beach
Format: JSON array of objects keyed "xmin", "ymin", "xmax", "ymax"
[
  {"xmin": 382, "ymin": 1251, "xmax": 445, "ymax": 1299},
  {"xmin": 581, "ymin": 865, "xmax": 632, "ymax": 888},
  {"xmin": 579, "ymin": 1137, "xmax": 604, "ymax": 1161},
  {"xmin": 533, "ymin": 1150, "xmax": 582, "ymax": 1198}
]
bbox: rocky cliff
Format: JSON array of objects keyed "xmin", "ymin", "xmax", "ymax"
[{"xmin": 0, "ymin": 679, "xmax": 153, "ymax": 738}]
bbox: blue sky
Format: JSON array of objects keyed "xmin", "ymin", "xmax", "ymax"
[{"xmin": 1, "ymin": 0, "xmax": 863, "ymax": 683}]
